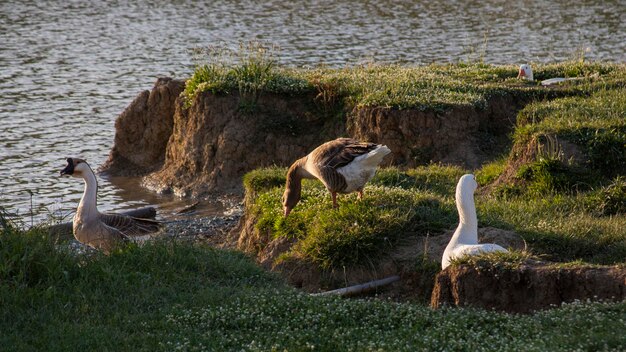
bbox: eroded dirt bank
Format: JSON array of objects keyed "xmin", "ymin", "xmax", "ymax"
[
  {"xmin": 431, "ymin": 263, "xmax": 626, "ymax": 313},
  {"xmin": 101, "ymin": 77, "xmax": 185, "ymax": 176},
  {"xmin": 101, "ymin": 78, "xmax": 529, "ymax": 196}
]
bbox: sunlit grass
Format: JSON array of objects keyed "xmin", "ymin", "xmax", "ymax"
[
  {"xmin": 244, "ymin": 163, "xmax": 626, "ymax": 269},
  {"xmin": 250, "ymin": 178, "xmax": 455, "ymax": 269},
  {"xmin": 184, "ymin": 46, "xmax": 626, "ymax": 111}
]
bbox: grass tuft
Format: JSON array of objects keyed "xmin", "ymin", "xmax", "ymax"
[{"xmin": 252, "ymin": 181, "xmax": 456, "ymax": 269}]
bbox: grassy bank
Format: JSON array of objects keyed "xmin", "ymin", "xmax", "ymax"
[
  {"xmin": 184, "ymin": 49, "xmax": 626, "ymax": 111},
  {"xmin": 1, "ymin": 222, "xmax": 624, "ymax": 351},
  {"xmin": 244, "ymin": 164, "xmax": 626, "ymax": 268},
  {"xmin": 240, "ymin": 72, "xmax": 626, "ymax": 269}
]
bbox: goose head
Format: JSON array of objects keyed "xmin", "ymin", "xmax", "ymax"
[
  {"xmin": 517, "ymin": 64, "xmax": 533, "ymax": 81},
  {"xmin": 456, "ymin": 174, "xmax": 478, "ymax": 206},
  {"xmin": 60, "ymin": 157, "xmax": 90, "ymax": 178},
  {"xmin": 282, "ymin": 187, "xmax": 300, "ymax": 217}
]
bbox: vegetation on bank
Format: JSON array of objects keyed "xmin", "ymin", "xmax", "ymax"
[
  {"xmin": 241, "ymin": 75, "xmax": 626, "ymax": 269},
  {"xmin": 244, "ymin": 164, "xmax": 626, "ymax": 268},
  {"xmin": 1, "ymin": 219, "xmax": 625, "ymax": 351},
  {"xmin": 184, "ymin": 44, "xmax": 626, "ymax": 111}
]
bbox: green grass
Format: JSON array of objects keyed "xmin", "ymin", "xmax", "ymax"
[
  {"xmin": 513, "ymin": 89, "xmax": 626, "ymax": 179},
  {"xmin": 251, "ymin": 175, "xmax": 456, "ymax": 269},
  {"xmin": 184, "ymin": 47, "xmax": 626, "ymax": 111},
  {"xmin": 1, "ymin": 223, "xmax": 625, "ymax": 351}
]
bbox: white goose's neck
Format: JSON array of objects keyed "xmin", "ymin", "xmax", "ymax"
[
  {"xmin": 76, "ymin": 166, "xmax": 99, "ymax": 222},
  {"xmin": 452, "ymin": 187, "xmax": 478, "ymax": 243}
]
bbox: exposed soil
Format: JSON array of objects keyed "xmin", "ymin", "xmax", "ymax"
[
  {"xmin": 100, "ymin": 77, "xmax": 185, "ymax": 176},
  {"xmin": 431, "ymin": 262, "xmax": 626, "ymax": 313},
  {"xmin": 101, "ymin": 80, "xmax": 534, "ymax": 197},
  {"xmin": 347, "ymin": 95, "xmax": 522, "ymax": 169}
]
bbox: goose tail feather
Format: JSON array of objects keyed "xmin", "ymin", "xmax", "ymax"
[{"xmin": 361, "ymin": 145, "xmax": 391, "ymax": 167}]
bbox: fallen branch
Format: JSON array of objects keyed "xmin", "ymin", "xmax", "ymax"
[
  {"xmin": 45, "ymin": 206, "xmax": 158, "ymax": 240},
  {"xmin": 312, "ymin": 275, "xmax": 400, "ymax": 297}
]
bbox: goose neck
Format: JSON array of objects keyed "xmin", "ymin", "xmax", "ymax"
[
  {"xmin": 76, "ymin": 166, "xmax": 99, "ymax": 221},
  {"xmin": 457, "ymin": 189, "xmax": 477, "ymax": 228},
  {"xmin": 288, "ymin": 157, "xmax": 311, "ymax": 182}
]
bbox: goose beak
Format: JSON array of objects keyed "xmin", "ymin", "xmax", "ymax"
[
  {"xmin": 517, "ymin": 68, "xmax": 526, "ymax": 79},
  {"xmin": 60, "ymin": 158, "xmax": 74, "ymax": 176}
]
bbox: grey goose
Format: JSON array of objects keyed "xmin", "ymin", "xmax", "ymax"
[{"xmin": 60, "ymin": 158, "xmax": 162, "ymax": 253}]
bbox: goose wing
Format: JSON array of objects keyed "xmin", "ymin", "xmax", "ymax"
[
  {"xmin": 309, "ymin": 138, "xmax": 378, "ymax": 192},
  {"xmin": 100, "ymin": 213, "xmax": 163, "ymax": 238},
  {"xmin": 312, "ymin": 138, "xmax": 378, "ymax": 169}
]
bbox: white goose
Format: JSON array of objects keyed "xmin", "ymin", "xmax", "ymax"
[
  {"xmin": 517, "ymin": 64, "xmax": 586, "ymax": 86},
  {"xmin": 441, "ymin": 174, "xmax": 507, "ymax": 269},
  {"xmin": 60, "ymin": 158, "xmax": 163, "ymax": 253},
  {"xmin": 282, "ymin": 138, "xmax": 391, "ymax": 216}
]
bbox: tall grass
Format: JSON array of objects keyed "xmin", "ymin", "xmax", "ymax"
[{"xmin": 184, "ymin": 41, "xmax": 312, "ymax": 109}]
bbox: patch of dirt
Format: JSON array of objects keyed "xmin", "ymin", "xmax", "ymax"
[
  {"xmin": 100, "ymin": 77, "xmax": 185, "ymax": 176},
  {"xmin": 431, "ymin": 262, "xmax": 626, "ymax": 313}
]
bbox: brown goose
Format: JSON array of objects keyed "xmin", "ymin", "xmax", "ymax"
[
  {"xmin": 282, "ymin": 138, "xmax": 391, "ymax": 216},
  {"xmin": 60, "ymin": 158, "xmax": 163, "ymax": 253}
]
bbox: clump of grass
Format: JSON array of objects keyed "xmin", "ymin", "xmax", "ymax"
[
  {"xmin": 450, "ymin": 250, "xmax": 537, "ymax": 271},
  {"xmin": 244, "ymin": 166, "xmax": 468, "ymax": 270},
  {"xmin": 585, "ymin": 176, "xmax": 626, "ymax": 216},
  {"xmin": 252, "ymin": 182, "xmax": 456, "ymax": 269},
  {"xmin": 475, "ymin": 157, "xmax": 507, "ymax": 186},
  {"xmin": 515, "ymin": 157, "xmax": 594, "ymax": 195},
  {"xmin": 0, "ymin": 220, "xmax": 79, "ymax": 289},
  {"xmin": 242, "ymin": 166, "xmax": 286, "ymax": 196},
  {"xmin": 244, "ymin": 166, "xmax": 463, "ymax": 269},
  {"xmin": 183, "ymin": 42, "xmax": 312, "ymax": 108}
]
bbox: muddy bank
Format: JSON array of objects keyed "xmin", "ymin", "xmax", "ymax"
[
  {"xmin": 101, "ymin": 77, "xmax": 185, "ymax": 176},
  {"xmin": 144, "ymin": 90, "xmax": 343, "ymax": 196},
  {"xmin": 101, "ymin": 78, "xmax": 538, "ymax": 197},
  {"xmin": 347, "ymin": 95, "xmax": 521, "ymax": 168},
  {"xmin": 431, "ymin": 263, "xmax": 626, "ymax": 313}
]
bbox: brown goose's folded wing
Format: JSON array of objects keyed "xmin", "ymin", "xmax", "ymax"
[
  {"xmin": 308, "ymin": 138, "xmax": 379, "ymax": 193},
  {"xmin": 314, "ymin": 138, "xmax": 378, "ymax": 169},
  {"xmin": 100, "ymin": 213, "xmax": 163, "ymax": 238}
]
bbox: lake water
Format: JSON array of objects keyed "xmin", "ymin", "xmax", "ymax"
[{"xmin": 1, "ymin": 0, "xmax": 624, "ymax": 225}]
